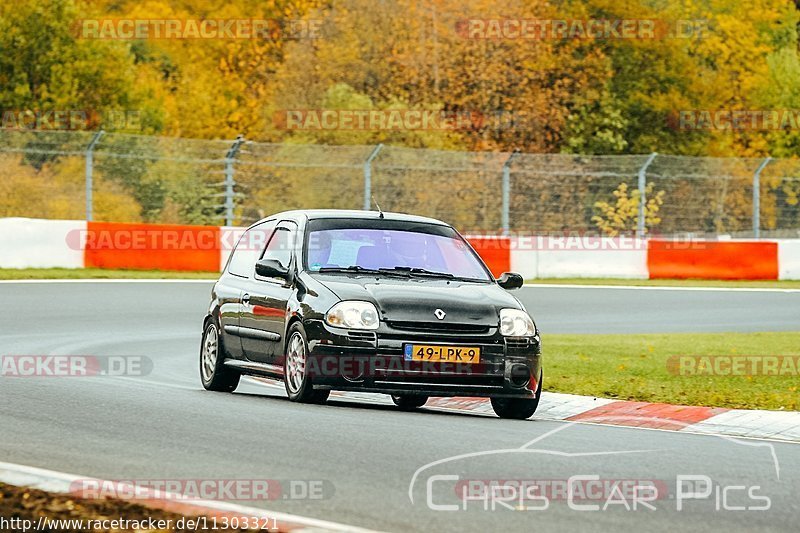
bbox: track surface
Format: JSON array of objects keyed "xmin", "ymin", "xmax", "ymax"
[{"xmin": 1, "ymin": 281, "xmax": 799, "ymax": 532}]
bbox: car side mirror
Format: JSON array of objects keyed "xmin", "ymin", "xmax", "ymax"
[
  {"xmin": 255, "ymin": 258, "xmax": 289, "ymax": 280},
  {"xmin": 497, "ymin": 272, "xmax": 524, "ymax": 290}
]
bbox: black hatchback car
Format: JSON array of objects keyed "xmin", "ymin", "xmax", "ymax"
[{"xmin": 200, "ymin": 210, "xmax": 542, "ymax": 419}]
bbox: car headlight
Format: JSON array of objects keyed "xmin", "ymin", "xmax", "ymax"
[
  {"xmin": 325, "ymin": 301, "xmax": 380, "ymax": 330},
  {"xmin": 499, "ymin": 308, "xmax": 536, "ymax": 336}
]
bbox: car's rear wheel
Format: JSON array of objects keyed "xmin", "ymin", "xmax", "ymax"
[
  {"xmin": 200, "ymin": 318, "xmax": 240, "ymax": 392},
  {"xmin": 490, "ymin": 371, "xmax": 542, "ymax": 420},
  {"xmin": 391, "ymin": 395, "xmax": 428, "ymax": 410},
  {"xmin": 284, "ymin": 322, "xmax": 330, "ymax": 404}
]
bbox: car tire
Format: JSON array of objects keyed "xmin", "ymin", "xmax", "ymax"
[
  {"xmin": 284, "ymin": 322, "xmax": 330, "ymax": 404},
  {"xmin": 200, "ymin": 317, "xmax": 240, "ymax": 392},
  {"xmin": 490, "ymin": 371, "xmax": 542, "ymax": 420},
  {"xmin": 391, "ymin": 395, "xmax": 429, "ymax": 410}
]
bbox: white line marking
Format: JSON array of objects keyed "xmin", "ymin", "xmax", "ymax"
[
  {"xmin": 523, "ymin": 283, "xmax": 800, "ymax": 293},
  {"xmin": 110, "ymin": 376, "xmax": 202, "ymax": 392},
  {"xmin": 0, "ymin": 461, "xmax": 382, "ymax": 533}
]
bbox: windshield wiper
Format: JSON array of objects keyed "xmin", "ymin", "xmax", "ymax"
[
  {"xmin": 318, "ymin": 266, "xmax": 380, "ymax": 274},
  {"xmin": 317, "ymin": 266, "xmax": 410, "ymax": 277},
  {"xmin": 318, "ymin": 265, "xmax": 484, "ymax": 282},
  {"xmin": 379, "ymin": 266, "xmax": 455, "ymax": 279}
]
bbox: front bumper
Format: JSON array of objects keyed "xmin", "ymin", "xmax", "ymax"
[{"xmin": 303, "ymin": 319, "xmax": 542, "ymax": 398}]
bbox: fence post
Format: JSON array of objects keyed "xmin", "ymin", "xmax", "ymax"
[
  {"xmin": 636, "ymin": 152, "xmax": 658, "ymax": 238},
  {"xmin": 752, "ymin": 157, "xmax": 772, "ymax": 239},
  {"xmin": 363, "ymin": 144, "xmax": 383, "ymax": 211},
  {"xmin": 501, "ymin": 149, "xmax": 520, "ymax": 235},
  {"xmin": 84, "ymin": 130, "xmax": 105, "ymax": 222},
  {"xmin": 223, "ymin": 135, "xmax": 245, "ymax": 227}
]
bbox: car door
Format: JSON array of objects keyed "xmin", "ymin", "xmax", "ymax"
[
  {"xmin": 221, "ymin": 220, "xmax": 276, "ymax": 360},
  {"xmin": 240, "ymin": 220, "xmax": 299, "ymax": 365}
]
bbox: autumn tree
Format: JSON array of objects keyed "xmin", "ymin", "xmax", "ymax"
[{"xmin": 592, "ymin": 182, "xmax": 665, "ymax": 236}]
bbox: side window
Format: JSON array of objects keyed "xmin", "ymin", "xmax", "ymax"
[
  {"xmin": 227, "ymin": 221, "xmax": 276, "ymax": 278},
  {"xmin": 261, "ymin": 221, "xmax": 298, "ymax": 270}
]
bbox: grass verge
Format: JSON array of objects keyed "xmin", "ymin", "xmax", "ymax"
[
  {"xmin": 527, "ymin": 278, "xmax": 800, "ymax": 289},
  {"xmin": 0, "ymin": 268, "xmax": 217, "ymax": 280},
  {"xmin": 544, "ymin": 332, "xmax": 800, "ymax": 410}
]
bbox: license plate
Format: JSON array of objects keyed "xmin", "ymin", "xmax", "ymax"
[{"xmin": 404, "ymin": 344, "xmax": 481, "ymax": 363}]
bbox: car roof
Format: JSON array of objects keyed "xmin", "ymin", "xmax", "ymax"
[{"xmin": 247, "ymin": 209, "xmax": 451, "ymax": 229}]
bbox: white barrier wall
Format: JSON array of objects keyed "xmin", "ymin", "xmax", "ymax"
[
  {"xmin": 510, "ymin": 249, "xmax": 538, "ymax": 279},
  {"xmin": 0, "ymin": 218, "xmax": 85, "ymax": 269},
  {"xmin": 510, "ymin": 236, "xmax": 649, "ymax": 279},
  {"xmin": 778, "ymin": 240, "xmax": 800, "ymax": 280},
  {"xmin": 0, "ymin": 218, "xmax": 797, "ymax": 280}
]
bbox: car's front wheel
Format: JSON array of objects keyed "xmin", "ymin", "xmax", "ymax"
[
  {"xmin": 391, "ymin": 395, "xmax": 428, "ymax": 410},
  {"xmin": 490, "ymin": 371, "xmax": 542, "ymax": 420},
  {"xmin": 200, "ymin": 318, "xmax": 240, "ymax": 392},
  {"xmin": 284, "ymin": 322, "xmax": 330, "ymax": 404}
]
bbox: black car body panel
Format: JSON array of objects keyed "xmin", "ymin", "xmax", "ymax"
[{"xmin": 204, "ymin": 210, "xmax": 541, "ymax": 399}]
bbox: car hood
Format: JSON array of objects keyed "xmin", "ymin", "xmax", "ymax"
[{"xmin": 311, "ymin": 274, "xmax": 523, "ymax": 325}]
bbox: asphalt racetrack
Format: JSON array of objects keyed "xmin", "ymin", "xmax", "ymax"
[{"xmin": 1, "ymin": 281, "xmax": 799, "ymax": 532}]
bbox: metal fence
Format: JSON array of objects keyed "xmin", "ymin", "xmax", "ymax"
[{"xmin": 1, "ymin": 129, "xmax": 799, "ymax": 237}]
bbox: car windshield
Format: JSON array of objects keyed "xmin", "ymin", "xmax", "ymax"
[{"xmin": 305, "ymin": 224, "xmax": 491, "ymax": 281}]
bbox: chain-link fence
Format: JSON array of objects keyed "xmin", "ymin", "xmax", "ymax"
[{"xmin": 1, "ymin": 129, "xmax": 799, "ymax": 237}]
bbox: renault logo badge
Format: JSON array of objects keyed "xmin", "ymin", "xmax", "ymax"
[{"xmin": 434, "ymin": 309, "xmax": 446, "ymax": 320}]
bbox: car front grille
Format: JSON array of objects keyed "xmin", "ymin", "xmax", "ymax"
[
  {"xmin": 376, "ymin": 324, "xmax": 503, "ymax": 357},
  {"xmin": 386, "ymin": 320, "xmax": 492, "ymax": 335}
]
